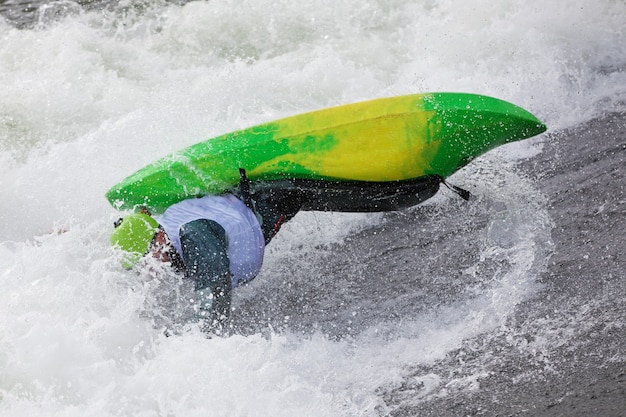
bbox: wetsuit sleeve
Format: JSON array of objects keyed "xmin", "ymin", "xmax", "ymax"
[{"xmin": 179, "ymin": 219, "xmax": 232, "ymax": 325}]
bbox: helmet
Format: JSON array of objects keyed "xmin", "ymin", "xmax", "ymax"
[{"xmin": 110, "ymin": 213, "xmax": 160, "ymax": 268}]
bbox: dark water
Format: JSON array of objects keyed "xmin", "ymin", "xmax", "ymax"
[
  {"xmin": 379, "ymin": 114, "xmax": 626, "ymax": 415},
  {"xmin": 0, "ymin": 0, "xmax": 179, "ymax": 28},
  {"xmin": 0, "ymin": 0, "xmax": 40, "ymax": 27},
  {"xmin": 401, "ymin": 112, "xmax": 626, "ymax": 416},
  {"xmin": 0, "ymin": 0, "xmax": 102, "ymax": 27}
]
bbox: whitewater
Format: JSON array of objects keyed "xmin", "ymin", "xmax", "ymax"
[{"xmin": 1, "ymin": 0, "xmax": 625, "ymax": 415}]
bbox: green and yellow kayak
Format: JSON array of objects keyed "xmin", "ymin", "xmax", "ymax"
[{"xmin": 106, "ymin": 92, "xmax": 546, "ymax": 213}]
